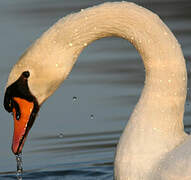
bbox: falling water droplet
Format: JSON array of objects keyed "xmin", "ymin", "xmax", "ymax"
[
  {"xmin": 16, "ymin": 153, "xmax": 23, "ymax": 180},
  {"xmin": 90, "ymin": 114, "xmax": 94, "ymax": 120},
  {"xmin": 58, "ymin": 132, "xmax": 64, "ymax": 138},
  {"xmin": 73, "ymin": 96, "xmax": 77, "ymax": 102}
]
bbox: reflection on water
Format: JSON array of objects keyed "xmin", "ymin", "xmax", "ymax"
[{"xmin": 0, "ymin": 0, "xmax": 191, "ymax": 179}]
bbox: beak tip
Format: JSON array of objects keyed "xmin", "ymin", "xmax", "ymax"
[{"xmin": 12, "ymin": 142, "xmax": 23, "ymax": 155}]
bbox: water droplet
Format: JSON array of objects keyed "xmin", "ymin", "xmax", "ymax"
[
  {"xmin": 81, "ymin": 9, "xmax": 84, "ymax": 12},
  {"xmin": 130, "ymin": 36, "xmax": 134, "ymax": 41},
  {"xmin": 58, "ymin": 133, "xmax": 64, "ymax": 138},
  {"xmin": 168, "ymin": 79, "xmax": 171, "ymax": 83},
  {"xmin": 16, "ymin": 153, "xmax": 23, "ymax": 180},
  {"xmin": 84, "ymin": 43, "xmax": 87, "ymax": 46},
  {"xmin": 55, "ymin": 63, "xmax": 58, "ymax": 67},
  {"xmin": 90, "ymin": 114, "xmax": 94, "ymax": 120},
  {"xmin": 69, "ymin": 42, "xmax": 73, "ymax": 47},
  {"xmin": 73, "ymin": 96, "xmax": 77, "ymax": 102}
]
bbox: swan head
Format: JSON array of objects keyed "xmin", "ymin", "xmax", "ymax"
[
  {"xmin": 3, "ymin": 22, "xmax": 76, "ymax": 154},
  {"xmin": 3, "ymin": 50, "xmax": 70, "ymax": 155},
  {"xmin": 4, "ymin": 71, "xmax": 40, "ymax": 155}
]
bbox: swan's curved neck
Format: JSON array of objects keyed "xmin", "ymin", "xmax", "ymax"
[{"xmin": 39, "ymin": 2, "xmax": 186, "ymax": 134}]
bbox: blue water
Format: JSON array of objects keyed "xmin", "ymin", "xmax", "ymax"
[{"xmin": 0, "ymin": 0, "xmax": 191, "ymax": 179}]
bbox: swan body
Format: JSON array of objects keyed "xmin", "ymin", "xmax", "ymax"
[{"xmin": 4, "ymin": 2, "xmax": 191, "ymax": 179}]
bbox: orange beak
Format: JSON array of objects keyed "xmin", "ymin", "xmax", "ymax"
[{"xmin": 12, "ymin": 97, "xmax": 34, "ymax": 155}]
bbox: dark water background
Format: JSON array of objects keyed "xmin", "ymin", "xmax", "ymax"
[{"xmin": 0, "ymin": 0, "xmax": 191, "ymax": 179}]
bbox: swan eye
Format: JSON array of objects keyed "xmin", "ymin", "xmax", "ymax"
[{"xmin": 22, "ymin": 71, "xmax": 30, "ymax": 78}]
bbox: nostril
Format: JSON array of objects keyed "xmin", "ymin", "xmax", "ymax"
[
  {"xmin": 13, "ymin": 101, "xmax": 21, "ymax": 121},
  {"xmin": 16, "ymin": 111, "xmax": 21, "ymax": 120}
]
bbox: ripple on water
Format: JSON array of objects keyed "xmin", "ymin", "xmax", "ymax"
[{"xmin": 0, "ymin": 166, "xmax": 113, "ymax": 180}]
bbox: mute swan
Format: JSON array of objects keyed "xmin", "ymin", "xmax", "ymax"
[{"xmin": 3, "ymin": 2, "xmax": 191, "ymax": 179}]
